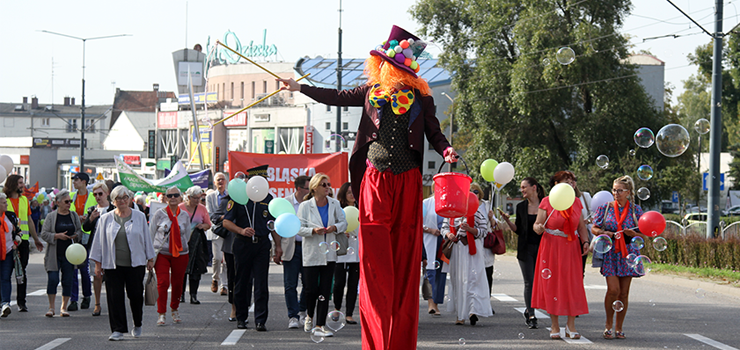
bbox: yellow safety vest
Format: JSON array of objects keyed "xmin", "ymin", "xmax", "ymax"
[
  {"xmin": 72, "ymin": 191, "xmax": 98, "ymax": 234},
  {"xmin": 6, "ymin": 196, "xmax": 30, "ymax": 240}
]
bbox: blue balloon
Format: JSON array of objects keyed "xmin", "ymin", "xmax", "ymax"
[
  {"xmin": 275, "ymin": 213, "xmax": 301, "ymax": 238},
  {"xmin": 227, "ymin": 179, "xmax": 249, "ymax": 205}
]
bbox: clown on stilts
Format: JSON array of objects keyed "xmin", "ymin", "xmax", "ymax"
[{"xmin": 279, "ymin": 25, "xmax": 457, "ymax": 349}]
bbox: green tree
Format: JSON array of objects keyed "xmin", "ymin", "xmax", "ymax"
[{"xmin": 412, "ymin": 0, "xmax": 670, "ymax": 198}]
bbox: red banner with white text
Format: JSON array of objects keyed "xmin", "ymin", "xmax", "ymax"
[{"xmin": 228, "ymin": 151, "xmax": 349, "ymax": 199}]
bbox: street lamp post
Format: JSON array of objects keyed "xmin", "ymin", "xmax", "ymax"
[{"xmin": 40, "ymin": 30, "xmax": 130, "ymax": 174}]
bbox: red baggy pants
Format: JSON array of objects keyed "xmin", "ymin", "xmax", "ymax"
[{"xmin": 359, "ymin": 167, "xmax": 423, "ymax": 350}]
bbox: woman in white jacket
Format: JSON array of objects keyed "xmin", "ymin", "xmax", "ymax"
[
  {"xmin": 297, "ymin": 174, "xmax": 347, "ymax": 338},
  {"xmin": 444, "ymin": 183, "xmax": 493, "ymax": 326}
]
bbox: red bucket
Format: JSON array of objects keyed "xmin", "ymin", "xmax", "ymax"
[{"xmin": 433, "ymin": 157, "xmax": 472, "ymax": 218}]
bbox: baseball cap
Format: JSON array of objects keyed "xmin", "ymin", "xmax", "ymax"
[{"xmin": 72, "ymin": 173, "xmax": 90, "ymax": 183}]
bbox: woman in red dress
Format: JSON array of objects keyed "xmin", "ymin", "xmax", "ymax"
[{"xmin": 532, "ymin": 171, "xmax": 589, "ymax": 339}]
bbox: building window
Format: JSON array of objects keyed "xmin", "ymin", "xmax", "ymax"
[
  {"xmin": 343, "ymin": 106, "xmax": 349, "ymax": 112},
  {"xmin": 251, "ymin": 81, "xmax": 256, "ymax": 99},
  {"xmin": 325, "ymin": 140, "xmax": 331, "ymax": 149},
  {"xmin": 276, "ymin": 81, "xmax": 280, "ymax": 91},
  {"xmin": 231, "ymin": 82, "xmax": 234, "ymax": 100},
  {"xmin": 342, "ymin": 122, "xmax": 348, "ymax": 130},
  {"xmin": 84, "ymin": 119, "xmax": 95, "ymax": 132},
  {"xmin": 67, "ymin": 119, "xmax": 77, "ymax": 133},
  {"xmin": 263, "ymin": 81, "xmax": 267, "ymax": 93},
  {"xmin": 222, "ymin": 83, "xmax": 225, "ymax": 100},
  {"xmin": 326, "ymin": 105, "xmax": 331, "ymax": 112},
  {"xmin": 428, "ymin": 161, "xmax": 436, "ymax": 169},
  {"xmin": 428, "ymin": 142, "xmax": 434, "ymax": 150},
  {"xmin": 325, "ymin": 122, "xmax": 331, "ymax": 130},
  {"xmin": 42, "ymin": 118, "xmax": 50, "ymax": 126},
  {"xmin": 241, "ymin": 82, "xmax": 244, "ymax": 101}
]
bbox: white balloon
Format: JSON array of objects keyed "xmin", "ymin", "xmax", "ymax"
[
  {"xmin": 0, "ymin": 155, "xmax": 13, "ymax": 175},
  {"xmin": 590, "ymin": 190, "xmax": 613, "ymax": 212},
  {"xmin": 493, "ymin": 162, "xmax": 515, "ymax": 186},
  {"xmin": 246, "ymin": 176, "xmax": 269, "ymax": 202},
  {"xmin": 0, "ymin": 165, "xmax": 6, "ymax": 184}
]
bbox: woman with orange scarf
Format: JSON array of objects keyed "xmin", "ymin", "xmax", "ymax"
[
  {"xmin": 150, "ymin": 186, "xmax": 191, "ymax": 326},
  {"xmin": 591, "ymin": 175, "xmax": 645, "ymax": 340},
  {"xmin": 532, "ymin": 171, "xmax": 589, "ymax": 340}
]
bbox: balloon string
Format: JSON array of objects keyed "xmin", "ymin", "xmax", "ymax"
[
  {"xmin": 543, "ymin": 210, "xmax": 555, "ymax": 227},
  {"xmin": 614, "ymin": 226, "xmax": 638, "ymax": 235}
]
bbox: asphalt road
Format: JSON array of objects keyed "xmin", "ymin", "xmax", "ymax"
[{"xmin": 1, "ymin": 249, "xmax": 739, "ymax": 350}]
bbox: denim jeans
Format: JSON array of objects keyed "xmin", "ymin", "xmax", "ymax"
[
  {"xmin": 47, "ymin": 254, "xmax": 75, "ymax": 296},
  {"xmin": 425, "ymin": 268, "xmax": 447, "ymax": 305},
  {"xmin": 70, "ymin": 251, "xmax": 92, "ymax": 302},
  {"xmin": 282, "ymin": 244, "xmax": 306, "ymax": 319},
  {"xmin": 1, "ymin": 251, "xmax": 14, "ymax": 305}
]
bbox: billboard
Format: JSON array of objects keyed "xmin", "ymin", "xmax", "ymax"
[
  {"xmin": 189, "ymin": 125, "xmax": 213, "ymax": 164},
  {"xmin": 178, "ymin": 61, "xmax": 203, "ymax": 86}
]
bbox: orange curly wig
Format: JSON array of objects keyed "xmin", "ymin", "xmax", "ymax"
[{"xmin": 363, "ymin": 55, "xmax": 431, "ymax": 96}]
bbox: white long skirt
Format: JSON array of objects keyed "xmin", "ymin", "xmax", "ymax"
[{"xmin": 446, "ymin": 237, "xmax": 493, "ymax": 320}]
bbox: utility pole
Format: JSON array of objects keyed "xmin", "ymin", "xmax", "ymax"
[
  {"xmin": 666, "ymin": 0, "xmax": 728, "ymax": 238},
  {"xmin": 336, "ymin": 0, "xmax": 343, "ymax": 152}
]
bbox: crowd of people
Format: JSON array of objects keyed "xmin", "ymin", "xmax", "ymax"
[{"xmin": 1, "ymin": 169, "xmax": 647, "ymax": 344}]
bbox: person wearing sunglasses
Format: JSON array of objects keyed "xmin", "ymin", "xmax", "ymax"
[
  {"xmin": 296, "ymin": 173, "xmax": 347, "ymax": 337},
  {"xmin": 149, "ymin": 186, "xmax": 191, "ymax": 326},
  {"xmin": 81, "ymin": 182, "xmax": 115, "ymax": 316},
  {"xmin": 591, "ymin": 175, "xmax": 647, "ymax": 340},
  {"xmin": 39, "ymin": 189, "xmax": 82, "ymax": 318},
  {"xmin": 89, "ymin": 185, "xmax": 155, "ymax": 340},
  {"xmin": 178, "ymin": 186, "xmax": 211, "ymax": 305}
]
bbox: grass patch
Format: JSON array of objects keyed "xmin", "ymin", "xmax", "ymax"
[{"xmin": 648, "ymin": 263, "xmax": 740, "ymax": 286}]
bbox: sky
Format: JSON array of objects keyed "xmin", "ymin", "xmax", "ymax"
[{"xmin": 0, "ymin": 0, "xmax": 735, "ymax": 107}]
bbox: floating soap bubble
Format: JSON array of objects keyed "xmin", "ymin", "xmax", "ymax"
[
  {"xmin": 325, "ymin": 133, "xmax": 348, "ymax": 150},
  {"xmin": 553, "ymin": 297, "xmax": 558, "ymax": 301},
  {"xmin": 458, "ymin": 338, "xmax": 466, "ymax": 345},
  {"xmin": 326, "ymin": 310, "xmax": 346, "ymax": 331},
  {"xmin": 637, "ymin": 187, "xmax": 651, "ymax": 200},
  {"xmin": 310, "ymin": 329, "xmax": 325, "ymax": 343},
  {"xmin": 541, "ymin": 268, "xmax": 552, "ymax": 280},
  {"xmin": 614, "ymin": 232, "xmax": 622, "ymax": 240},
  {"xmin": 626, "ymin": 253, "xmax": 638, "ymax": 267},
  {"xmin": 350, "ymin": 236, "xmax": 358, "ymax": 243},
  {"xmin": 329, "ymin": 240, "xmax": 341, "ymax": 251},
  {"xmin": 518, "ymin": 333, "xmax": 525, "ymax": 339},
  {"xmin": 596, "ymin": 155, "xmax": 609, "ymax": 169},
  {"xmin": 634, "ymin": 255, "xmax": 652, "ymax": 275},
  {"xmin": 542, "ymin": 57, "xmax": 551, "ymax": 66},
  {"xmin": 631, "ymin": 236, "xmax": 645, "ymax": 250},
  {"xmin": 346, "ymin": 247, "xmax": 356, "ymax": 256},
  {"xmin": 318, "ymin": 241, "xmax": 330, "ymax": 254},
  {"xmin": 556, "ymin": 47, "xmax": 576, "ymax": 65},
  {"xmin": 634, "ymin": 127, "xmax": 655, "ymax": 148},
  {"xmin": 318, "ymin": 295, "xmax": 326, "ymax": 302},
  {"xmin": 613, "ymin": 300, "xmax": 625, "ymax": 312},
  {"xmin": 653, "ymin": 237, "xmax": 667, "ymax": 251},
  {"xmin": 656, "ymin": 124, "xmax": 690, "ymax": 157},
  {"xmin": 637, "ymin": 165, "xmax": 654, "ymax": 181},
  {"xmin": 649, "ymin": 299, "xmax": 656, "ymax": 307},
  {"xmin": 629, "ymin": 149, "xmax": 637, "ymax": 157},
  {"xmin": 695, "ymin": 288, "xmax": 706, "ymax": 298},
  {"xmin": 593, "ymin": 234, "xmax": 613, "ymax": 254},
  {"xmin": 694, "ymin": 118, "xmax": 710, "ymax": 135},
  {"xmin": 266, "ymin": 220, "xmax": 275, "ymax": 231},
  {"xmin": 434, "ymin": 260, "xmax": 441, "ymax": 269}
]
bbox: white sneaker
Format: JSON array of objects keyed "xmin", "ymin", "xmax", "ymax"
[
  {"xmin": 1, "ymin": 304, "xmax": 10, "ymax": 317},
  {"xmin": 108, "ymin": 331, "xmax": 124, "ymax": 341},
  {"xmin": 299, "ymin": 311, "xmax": 307, "ymax": 325},
  {"xmin": 157, "ymin": 314, "xmax": 166, "ymax": 326},
  {"xmin": 131, "ymin": 326, "xmax": 142, "ymax": 338},
  {"xmin": 304, "ymin": 316, "xmax": 313, "ymax": 332},
  {"xmin": 288, "ymin": 317, "xmax": 300, "ymax": 329},
  {"xmin": 313, "ymin": 326, "xmax": 334, "ymax": 337}
]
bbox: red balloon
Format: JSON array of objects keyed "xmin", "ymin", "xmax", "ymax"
[
  {"xmin": 638, "ymin": 211, "xmax": 666, "ymax": 237},
  {"xmin": 466, "ymin": 192, "xmax": 480, "ymax": 217}
]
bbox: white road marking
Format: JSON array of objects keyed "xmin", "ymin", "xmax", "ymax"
[
  {"xmin": 34, "ymin": 338, "xmax": 71, "ymax": 350},
  {"xmin": 221, "ymin": 330, "xmax": 246, "ymax": 345},
  {"xmin": 584, "ymin": 284, "xmax": 607, "ymax": 290},
  {"xmin": 547, "ymin": 327, "xmax": 592, "ymax": 344},
  {"xmin": 28, "ymin": 289, "xmax": 47, "ymax": 296},
  {"xmin": 491, "ymin": 293, "xmax": 517, "ymax": 302},
  {"xmin": 685, "ymin": 334, "xmax": 739, "ymax": 350},
  {"xmin": 514, "ymin": 307, "xmax": 550, "ymax": 319}
]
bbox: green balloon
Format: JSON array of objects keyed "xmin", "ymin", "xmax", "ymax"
[
  {"xmin": 480, "ymin": 159, "xmax": 498, "ymax": 182},
  {"xmin": 268, "ymin": 197, "xmax": 295, "ymax": 217},
  {"xmin": 227, "ymin": 179, "xmax": 249, "ymax": 205}
]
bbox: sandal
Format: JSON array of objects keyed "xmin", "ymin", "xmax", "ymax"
[
  {"xmin": 455, "ymin": 319, "xmax": 465, "ymax": 325},
  {"xmin": 157, "ymin": 314, "xmax": 166, "ymax": 326},
  {"xmin": 550, "ymin": 332, "xmax": 562, "ymax": 340},
  {"xmin": 45, "ymin": 309, "xmax": 55, "ymax": 317},
  {"xmin": 92, "ymin": 304, "xmax": 101, "ymax": 317},
  {"xmin": 603, "ymin": 329, "xmax": 614, "ymax": 339},
  {"xmin": 615, "ymin": 331, "xmax": 625, "ymax": 339},
  {"xmin": 61, "ymin": 311, "xmax": 70, "ymax": 317},
  {"xmin": 565, "ymin": 326, "xmax": 580, "ymax": 339}
]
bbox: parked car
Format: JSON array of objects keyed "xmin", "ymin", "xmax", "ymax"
[
  {"xmin": 724, "ymin": 205, "xmax": 740, "ymax": 216},
  {"xmin": 682, "ymin": 213, "xmax": 707, "ymax": 226},
  {"xmin": 688, "ymin": 206, "xmax": 707, "ymax": 213},
  {"xmin": 661, "ymin": 201, "xmax": 679, "ymax": 214}
]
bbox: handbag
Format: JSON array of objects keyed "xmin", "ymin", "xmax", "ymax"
[
  {"xmin": 484, "ymin": 229, "xmax": 506, "ymax": 255},
  {"xmin": 335, "ymin": 232, "xmax": 349, "ymax": 256},
  {"xmin": 144, "ymin": 271, "xmax": 158, "ymax": 306},
  {"xmin": 441, "ymin": 238, "xmax": 455, "ymax": 260}
]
